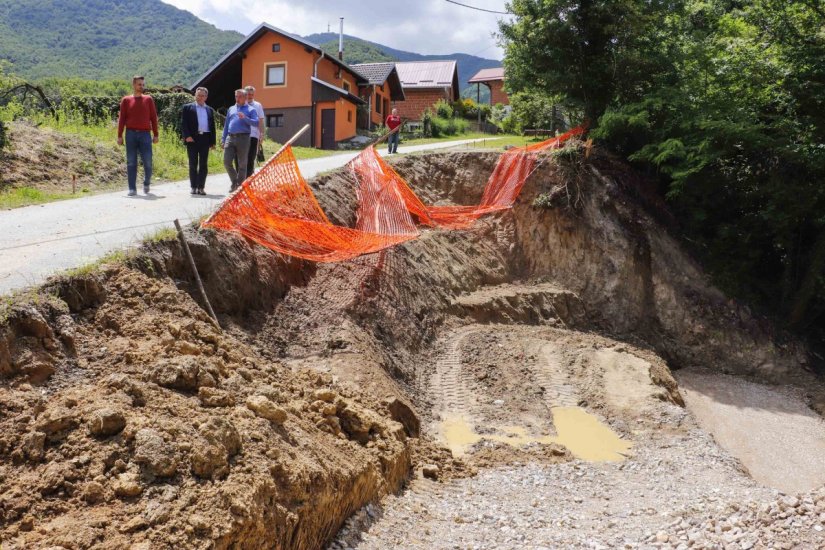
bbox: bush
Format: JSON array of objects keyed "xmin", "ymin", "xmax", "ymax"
[
  {"xmin": 429, "ymin": 114, "xmax": 469, "ymax": 137},
  {"xmin": 0, "ymin": 120, "xmax": 7, "ymax": 150},
  {"xmin": 433, "ymin": 99, "xmax": 453, "ymax": 119}
]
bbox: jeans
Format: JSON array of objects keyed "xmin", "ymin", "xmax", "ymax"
[
  {"xmin": 223, "ymin": 133, "xmax": 250, "ymax": 190},
  {"xmin": 186, "ymin": 134, "xmax": 211, "ymax": 190},
  {"xmin": 387, "ymin": 131, "xmax": 399, "ymax": 154},
  {"xmin": 125, "ymin": 129, "xmax": 153, "ymax": 191}
]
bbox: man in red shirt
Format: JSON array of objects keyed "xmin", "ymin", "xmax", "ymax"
[
  {"xmin": 117, "ymin": 76, "xmax": 159, "ymax": 196},
  {"xmin": 385, "ymin": 108, "xmax": 402, "ymax": 154}
]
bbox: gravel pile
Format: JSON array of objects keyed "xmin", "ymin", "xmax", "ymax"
[
  {"xmin": 329, "ymin": 417, "xmax": 824, "ymax": 549},
  {"xmin": 646, "ymin": 488, "xmax": 825, "ymax": 549}
]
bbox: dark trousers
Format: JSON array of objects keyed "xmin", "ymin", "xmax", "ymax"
[
  {"xmin": 387, "ymin": 131, "xmax": 399, "ymax": 154},
  {"xmin": 186, "ymin": 134, "xmax": 211, "ymax": 190},
  {"xmin": 246, "ymin": 137, "xmax": 259, "ymax": 176}
]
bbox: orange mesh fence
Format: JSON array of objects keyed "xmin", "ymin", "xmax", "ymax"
[
  {"xmin": 351, "ymin": 125, "xmax": 587, "ymax": 230},
  {"xmin": 203, "ymin": 125, "xmax": 586, "ymax": 262},
  {"xmin": 201, "ymin": 145, "xmax": 418, "ymax": 262}
]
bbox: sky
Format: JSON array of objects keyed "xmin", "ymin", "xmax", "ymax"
[{"xmin": 161, "ymin": 0, "xmax": 510, "ymax": 60}]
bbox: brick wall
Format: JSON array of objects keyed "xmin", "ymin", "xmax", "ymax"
[
  {"xmin": 394, "ymin": 88, "xmax": 452, "ymax": 121},
  {"xmin": 489, "ymin": 81, "xmax": 509, "ymax": 106}
]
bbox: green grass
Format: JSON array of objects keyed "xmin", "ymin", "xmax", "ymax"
[
  {"xmin": 63, "ymin": 248, "xmax": 132, "ymax": 278},
  {"xmin": 0, "ymin": 186, "xmax": 92, "ymax": 209}
]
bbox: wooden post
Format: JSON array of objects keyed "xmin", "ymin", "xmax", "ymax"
[{"xmin": 174, "ymin": 219, "xmax": 220, "ymax": 329}]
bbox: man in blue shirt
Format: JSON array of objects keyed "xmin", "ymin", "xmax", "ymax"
[
  {"xmin": 221, "ymin": 89, "xmax": 259, "ymax": 192},
  {"xmin": 181, "ymin": 87, "xmax": 216, "ymax": 195}
]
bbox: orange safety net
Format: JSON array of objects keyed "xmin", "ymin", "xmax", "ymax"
[
  {"xmin": 352, "ymin": 125, "xmax": 587, "ymax": 229},
  {"xmin": 201, "ymin": 145, "xmax": 418, "ymax": 262},
  {"xmin": 203, "ymin": 125, "xmax": 586, "ymax": 262}
]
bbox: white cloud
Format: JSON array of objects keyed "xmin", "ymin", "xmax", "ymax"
[{"xmin": 162, "ymin": 0, "xmax": 509, "ymax": 59}]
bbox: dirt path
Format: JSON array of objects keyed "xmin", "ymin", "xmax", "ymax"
[{"xmin": 677, "ymin": 368, "xmax": 825, "ymax": 495}]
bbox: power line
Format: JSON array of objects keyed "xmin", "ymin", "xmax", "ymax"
[{"xmin": 444, "ymin": 0, "xmax": 511, "ymax": 15}]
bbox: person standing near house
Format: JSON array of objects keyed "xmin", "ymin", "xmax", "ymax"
[
  {"xmin": 117, "ymin": 76, "xmax": 159, "ymax": 196},
  {"xmin": 181, "ymin": 87, "xmax": 216, "ymax": 195},
  {"xmin": 385, "ymin": 108, "xmax": 402, "ymax": 154},
  {"xmin": 243, "ymin": 85, "xmax": 266, "ymax": 174},
  {"xmin": 221, "ymin": 89, "xmax": 258, "ymax": 192}
]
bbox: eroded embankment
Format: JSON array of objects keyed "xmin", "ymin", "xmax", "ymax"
[{"xmin": 0, "ymin": 145, "xmax": 820, "ymax": 549}]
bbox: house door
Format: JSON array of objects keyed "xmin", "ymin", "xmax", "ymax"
[{"xmin": 321, "ymin": 109, "xmax": 336, "ymax": 150}]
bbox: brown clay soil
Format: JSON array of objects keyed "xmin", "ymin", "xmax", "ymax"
[
  {"xmin": 0, "ymin": 120, "xmax": 123, "ymax": 195},
  {"xmin": 1, "ymin": 144, "xmax": 824, "ymax": 549}
]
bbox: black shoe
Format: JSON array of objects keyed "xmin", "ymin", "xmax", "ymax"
[
  {"xmin": 198, "ymin": 189, "xmax": 206, "ymax": 195},
  {"xmin": 191, "ymin": 188, "xmax": 197, "ymax": 195}
]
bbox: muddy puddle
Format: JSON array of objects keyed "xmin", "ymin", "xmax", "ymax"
[{"xmin": 440, "ymin": 406, "xmax": 632, "ymax": 462}]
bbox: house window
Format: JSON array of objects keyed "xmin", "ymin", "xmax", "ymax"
[
  {"xmin": 272, "ymin": 43, "xmax": 280, "ymax": 52},
  {"xmin": 267, "ymin": 114, "xmax": 284, "ymax": 128},
  {"xmin": 342, "ymin": 81, "xmax": 351, "ymax": 93},
  {"xmin": 347, "ymin": 110, "xmax": 352, "ymax": 123},
  {"xmin": 265, "ymin": 63, "xmax": 286, "ymax": 86}
]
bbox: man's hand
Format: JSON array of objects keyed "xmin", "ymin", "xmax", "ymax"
[
  {"xmin": 185, "ymin": 137, "xmax": 194, "ymax": 143},
  {"xmin": 152, "ymin": 136, "xmax": 159, "ymax": 144},
  {"xmin": 117, "ymin": 137, "xmax": 123, "ymax": 146}
]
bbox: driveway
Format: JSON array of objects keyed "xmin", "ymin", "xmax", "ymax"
[{"xmin": 0, "ymin": 138, "xmax": 490, "ymax": 295}]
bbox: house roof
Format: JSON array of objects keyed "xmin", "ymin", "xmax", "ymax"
[
  {"xmin": 350, "ymin": 62, "xmax": 406, "ymax": 101},
  {"xmin": 311, "ymin": 77, "xmax": 366, "ymax": 105},
  {"xmin": 469, "ymin": 67, "xmax": 505, "ymax": 83},
  {"xmin": 351, "ymin": 62, "xmax": 396, "ymax": 84},
  {"xmin": 190, "ymin": 22, "xmax": 368, "ymax": 90},
  {"xmin": 396, "ymin": 61, "xmax": 458, "ymax": 89}
]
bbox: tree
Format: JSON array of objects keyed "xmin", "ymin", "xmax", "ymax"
[{"xmin": 500, "ymin": 0, "xmax": 681, "ymax": 122}]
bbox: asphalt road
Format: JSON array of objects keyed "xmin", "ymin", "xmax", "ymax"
[{"xmin": 0, "ymin": 138, "xmax": 489, "ymax": 296}]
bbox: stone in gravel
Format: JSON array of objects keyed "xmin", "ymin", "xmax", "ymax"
[
  {"xmin": 133, "ymin": 428, "xmax": 178, "ymax": 478},
  {"xmin": 151, "ymin": 356, "xmax": 200, "ymax": 392},
  {"xmin": 198, "ymin": 387, "xmax": 234, "ymax": 408},
  {"xmin": 21, "ymin": 430, "xmax": 46, "ymax": 461},
  {"xmin": 314, "ymin": 389, "xmax": 337, "ymax": 403},
  {"xmin": 120, "ymin": 516, "xmax": 148, "ymax": 533},
  {"xmin": 190, "ymin": 417, "xmax": 242, "ymax": 480},
  {"xmin": 423, "ymin": 464, "xmax": 440, "ymax": 480},
  {"xmin": 87, "ymin": 408, "xmax": 126, "ymax": 437},
  {"xmin": 35, "ymin": 407, "xmax": 78, "ymax": 439},
  {"xmin": 80, "ymin": 481, "xmax": 106, "ymax": 504},
  {"xmin": 113, "ymin": 473, "xmax": 142, "ymax": 498},
  {"xmin": 246, "ymin": 395, "xmax": 288, "ymax": 425}
]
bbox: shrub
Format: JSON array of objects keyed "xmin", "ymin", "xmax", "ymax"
[
  {"xmin": 433, "ymin": 99, "xmax": 453, "ymax": 119},
  {"xmin": 0, "ymin": 120, "xmax": 6, "ymax": 150}
]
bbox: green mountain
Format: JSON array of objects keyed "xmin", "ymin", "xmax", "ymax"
[
  {"xmin": 306, "ymin": 33, "xmax": 501, "ymax": 95},
  {"xmin": 0, "ymin": 0, "xmax": 243, "ymax": 85}
]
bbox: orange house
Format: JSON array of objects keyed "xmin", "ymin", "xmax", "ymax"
[
  {"xmin": 468, "ymin": 67, "xmax": 509, "ymax": 106},
  {"xmin": 351, "ymin": 62, "xmax": 406, "ymax": 130},
  {"xmin": 191, "ymin": 23, "xmax": 367, "ymax": 149}
]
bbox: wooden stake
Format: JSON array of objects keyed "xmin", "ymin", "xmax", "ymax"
[{"xmin": 174, "ymin": 219, "xmax": 220, "ymax": 329}]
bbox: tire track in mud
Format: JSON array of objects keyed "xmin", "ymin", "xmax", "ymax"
[
  {"xmin": 533, "ymin": 341, "xmax": 581, "ymax": 409},
  {"xmin": 429, "ymin": 325, "xmax": 484, "ymax": 421}
]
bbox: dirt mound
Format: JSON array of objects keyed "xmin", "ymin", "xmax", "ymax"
[
  {"xmin": 0, "ymin": 120, "xmax": 123, "ymax": 195},
  {"xmin": 0, "ymin": 145, "xmax": 821, "ymax": 549}
]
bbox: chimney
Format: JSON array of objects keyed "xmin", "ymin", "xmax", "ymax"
[{"xmin": 338, "ymin": 17, "xmax": 344, "ymax": 61}]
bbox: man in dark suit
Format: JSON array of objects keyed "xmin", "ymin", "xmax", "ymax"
[{"xmin": 181, "ymin": 87, "xmax": 216, "ymax": 195}]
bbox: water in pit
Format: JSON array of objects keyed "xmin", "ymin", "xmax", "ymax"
[{"xmin": 440, "ymin": 406, "xmax": 632, "ymax": 462}]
